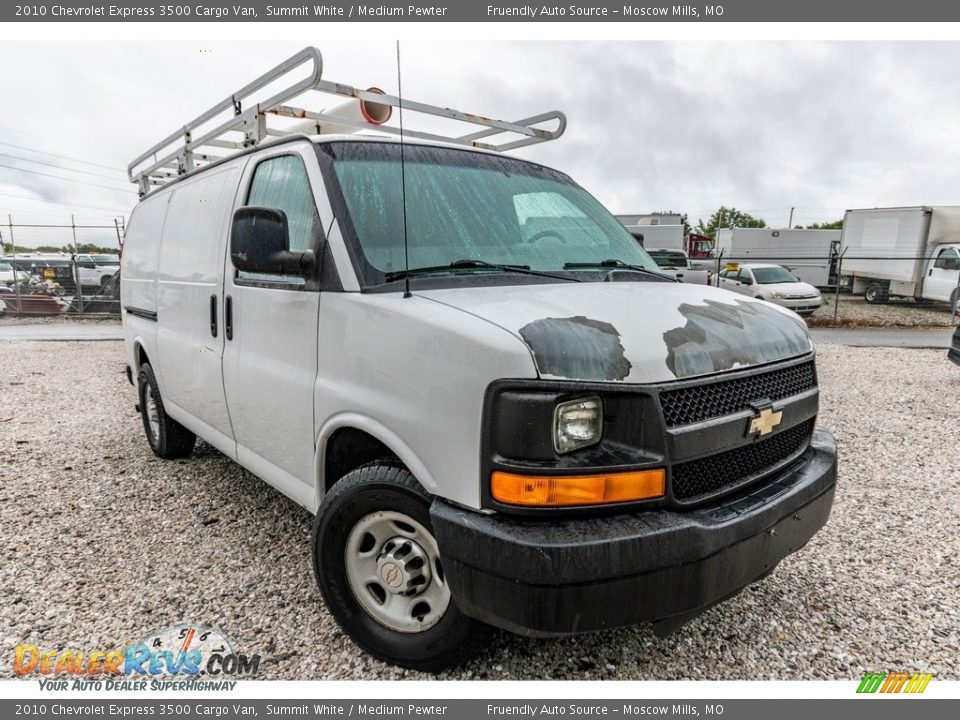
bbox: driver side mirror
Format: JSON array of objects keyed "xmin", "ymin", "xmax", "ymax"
[
  {"xmin": 230, "ymin": 207, "xmax": 315, "ymax": 275},
  {"xmin": 741, "ymin": 276, "xmax": 753, "ymax": 285}
]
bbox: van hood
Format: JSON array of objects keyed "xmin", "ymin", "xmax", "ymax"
[{"xmin": 416, "ymin": 282, "xmax": 812, "ymax": 384}]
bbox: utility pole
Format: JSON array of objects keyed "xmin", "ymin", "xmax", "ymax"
[{"xmin": 788, "ymin": 206, "xmax": 795, "ymax": 228}]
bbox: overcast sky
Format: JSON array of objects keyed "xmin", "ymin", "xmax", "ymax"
[{"xmin": 2, "ymin": 40, "xmax": 960, "ymax": 248}]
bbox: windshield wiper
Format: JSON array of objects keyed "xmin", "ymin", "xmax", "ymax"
[
  {"xmin": 563, "ymin": 259, "xmax": 678, "ymax": 282},
  {"xmin": 384, "ymin": 259, "xmax": 581, "ymax": 283}
]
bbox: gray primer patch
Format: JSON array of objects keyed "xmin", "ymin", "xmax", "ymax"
[
  {"xmin": 664, "ymin": 298, "xmax": 811, "ymax": 378},
  {"xmin": 519, "ymin": 316, "xmax": 632, "ymax": 381}
]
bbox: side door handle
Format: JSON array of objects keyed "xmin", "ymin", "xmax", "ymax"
[
  {"xmin": 225, "ymin": 295, "xmax": 233, "ymax": 341},
  {"xmin": 209, "ymin": 295, "xmax": 218, "ymax": 338}
]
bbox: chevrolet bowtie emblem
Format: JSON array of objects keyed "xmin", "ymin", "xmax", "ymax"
[{"xmin": 748, "ymin": 407, "xmax": 783, "ymax": 437}]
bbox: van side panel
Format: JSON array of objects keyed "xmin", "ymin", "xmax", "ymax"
[
  {"xmin": 154, "ymin": 166, "xmax": 240, "ymax": 452},
  {"xmin": 121, "ymin": 192, "xmax": 169, "ymax": 372}
]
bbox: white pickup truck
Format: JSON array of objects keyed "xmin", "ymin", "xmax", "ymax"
[{"xmin": 646, "ymin": 248, "xmax": 710, "ymax": 284}]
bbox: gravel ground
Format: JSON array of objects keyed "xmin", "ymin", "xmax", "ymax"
[
  {"xmin": 0, "ymin": 314, "xmax": 120, "ymax": 326},
  {"xmin": 1, "ymin": 341, "xmax": 957, "ymax": 680},
  {"xmin": 809, "ymin": 294, "xmax": 955, "ymax": 327}
]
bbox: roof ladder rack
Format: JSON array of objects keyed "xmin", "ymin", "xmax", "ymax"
[{"xmin": 128, "ymin": 46, "xmax": 566, "ymax": 197}]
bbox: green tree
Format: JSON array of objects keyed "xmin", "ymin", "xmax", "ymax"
[
  {"xmin": 806, "ymin": 219, "xmax": 843, "ymax": 230},
  {"xmin": 695, "ymin": 207, "xmax": 766, "ymax": 239}
]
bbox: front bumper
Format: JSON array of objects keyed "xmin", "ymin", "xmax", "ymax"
[
  {"xmin": 776, "ymin": 297, "xmax": 822, "ymax": 313},
  {"xmin": 431, "ymin": 428, "xmax": 837, "ymax": 637},
  {"xmin": 949, "ymin": 327, "xmax": 960, "ymax": 366}
]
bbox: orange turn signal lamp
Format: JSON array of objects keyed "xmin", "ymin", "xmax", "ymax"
[{"xmin": 491, "ymin": 468, "xmax": 666, "ymax": 507}]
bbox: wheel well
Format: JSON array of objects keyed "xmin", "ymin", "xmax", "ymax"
[
  {"xmin": 324, "ymin": 428, "xmax": 400, "ymax": 493},
  {"xmin": 137, "ymin": 345, "xmax": 149, "ymax": 372}
]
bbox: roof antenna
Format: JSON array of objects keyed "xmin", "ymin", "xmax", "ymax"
[{"xmin": 396, "ymin": 41, "xmax": 412, "ymax": 299}]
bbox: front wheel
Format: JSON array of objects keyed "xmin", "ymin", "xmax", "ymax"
[
  {"xmin": 312, "ymin": 463, "xmax": 487, "ymax": 672},
  {"xmin": 137, "ymin": 363, "xmax": 196, "ymax": 459}
]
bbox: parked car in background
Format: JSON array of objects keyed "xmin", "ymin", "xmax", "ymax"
[
  {"xmin": 713, "ymin": 263, "xmax": 822, "ymax": 317},
  {"xmin": 9, "ymin": 256, "xmax": 75, "ymax": 294},
  {"xmin": 646, "ymin": 248, "xmax": 709, "ymax": 284},
  {"xmin": 0, "ymin": 260, "xmax": 18, "ymax": 286},
  {"xmin": 75, "ymin": 253, "xmax": 120, "ymax": 289}
]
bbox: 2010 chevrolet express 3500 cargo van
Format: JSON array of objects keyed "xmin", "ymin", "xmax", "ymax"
[{"xmin": 121, "ymin": 48, "xmax": 837, "ymax": 671}]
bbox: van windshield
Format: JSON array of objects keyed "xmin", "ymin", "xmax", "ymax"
[{"xmin": 323, "ymin": 142, "xmax": 657, "ymax": 287}]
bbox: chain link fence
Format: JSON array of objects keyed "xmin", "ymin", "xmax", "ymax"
[
  {"xmin": 0, "ymin": 216, "xmax": 123, "ymax": 317},
  {"xmin": 697, "ymin": 252, "xmax": 960, "ymax": 327}
]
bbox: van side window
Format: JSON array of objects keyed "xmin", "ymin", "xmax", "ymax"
[{"xmin": 239, "ymin": 154, "xmax": 321, "ymax": 285}]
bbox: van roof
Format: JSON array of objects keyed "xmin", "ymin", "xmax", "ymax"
[{"xmin": 129, "ymin": 47, "xmax": 566, "ymax": 199}]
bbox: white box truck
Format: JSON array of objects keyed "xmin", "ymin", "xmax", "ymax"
[
  {"xmin": 841, "ymin": 207, "xmax": 960, "ymax": 305},
  {"xmin": 715, "ymin": 228, "xmax": 841, "ymax": 288},
  {"xmin": 615, "ymin": 215, "xmax": 686, "ymax": 252},
  {"xmin": 120, "ymin": 47, "xmax": 837, "ymax": 671}
]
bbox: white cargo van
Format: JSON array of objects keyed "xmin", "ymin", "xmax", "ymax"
[{"xmin": 121, "ymin": 48, "xmax": 837, "ymax": 671}]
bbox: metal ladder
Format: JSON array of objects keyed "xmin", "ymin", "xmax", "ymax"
[{"xmin": 128, "ymin": 46, "xmax": 566, "ymax": 198}]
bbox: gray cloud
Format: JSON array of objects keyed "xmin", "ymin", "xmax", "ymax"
[{"xmin": 2, "ymin": 41, "xmax": 959, "ymax": 246}]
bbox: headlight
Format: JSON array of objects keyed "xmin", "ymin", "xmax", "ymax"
[{"xmin": 553, "ymin": 396, "xmax": 603, "ymax": 454}]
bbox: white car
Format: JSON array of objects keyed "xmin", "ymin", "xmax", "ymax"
[
  {"xmin": 0, "ymin": 260, "xmax": 18, "ymax": 286},
  {"xmin": 715, "ymin": 263, "xmax": 822, "ymax": 317}
]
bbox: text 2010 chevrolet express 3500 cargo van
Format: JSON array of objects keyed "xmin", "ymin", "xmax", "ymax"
[{"xmin": 121, "ymin": 49, "xmax": 837, "ymax": 671}]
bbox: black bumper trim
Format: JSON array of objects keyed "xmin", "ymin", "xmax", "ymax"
[
  {"xmin": 431, "ymin": 428, "xmax": 837, "ymax": 637},
  {"xmin": 949, "ymin": 342, "xmax": 960, "ymax": 366}
]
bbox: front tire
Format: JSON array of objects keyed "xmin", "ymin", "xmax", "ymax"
[
  {"xmin": 137, "ymin": 363, "xmax": 196, "ymax": 459},
  {"xmin": 312, "ymin": 463, "xmax": 487, "ymax": 672}
]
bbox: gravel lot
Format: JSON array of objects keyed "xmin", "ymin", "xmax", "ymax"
[
  {"xmin": 0, "ymin": 314, "xmax": 120, "ymax": 326},
  {"xmin": 1, "ymin": 341, "xmax": 957, "ymax": 680},
  {"xmin": 809, "ymin": 293, "xmax": 955, "ymax": 327}
]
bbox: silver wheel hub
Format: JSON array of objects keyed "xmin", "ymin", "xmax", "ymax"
[
  {"xmin": 145, "ymin": 387, "xmax": 160, "ymax": 438},
  {"xmin": 345, "ymin": 511, "xmax": 450, "ymax": 633},
  {"xmin": 376, "ymin": 536, "xmax": 431, "ymax": 595}
]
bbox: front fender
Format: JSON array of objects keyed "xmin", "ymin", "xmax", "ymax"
[{"xmin": 312, "ymin": 412, "xmax": 438, "ymax": 513}]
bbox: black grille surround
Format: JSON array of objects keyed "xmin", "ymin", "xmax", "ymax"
[
  {"xmin": 672, "ymin": 418, "xmax": 816, "ymax": 502},
  {"xmin": 660, "ymin": 360, "xmax": 817, "ymax": 428}
]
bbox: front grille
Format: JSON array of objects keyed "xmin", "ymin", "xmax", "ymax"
[
  {"xmin": 660, "ymin": 360, "xmax": 817, "ymax": 428},
  {"xmin": 671, "ymin": 419, "xmax": 815, "ymax": 502}
]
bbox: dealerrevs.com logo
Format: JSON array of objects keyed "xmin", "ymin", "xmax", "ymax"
[{"xmin": 14, "ymin": 624, "xmax": 260, "ymax": 691}]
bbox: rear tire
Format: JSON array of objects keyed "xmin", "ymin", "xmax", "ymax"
[
  {"xmin": 137, "ymin": 363, "xmax": 196, "ymax": 459},
  {"xmin": 864, "ymin": 283, "xmax": 889, "ymax": 304},
  {"xmin": 312, "ymin": 462, "xmax": 488, "ymax": 672}
]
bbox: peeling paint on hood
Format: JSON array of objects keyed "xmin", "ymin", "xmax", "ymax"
[
  {"xmin": 664, "ymin": 298, "xmax": 812, "ymax": 378},
  {"xmin": 519, "ymin": 316, "xmax": 632, "ymax": 382},
  {"xmin": 416, "ymin": 282, "xmax": 813, "ymax": 384}
]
